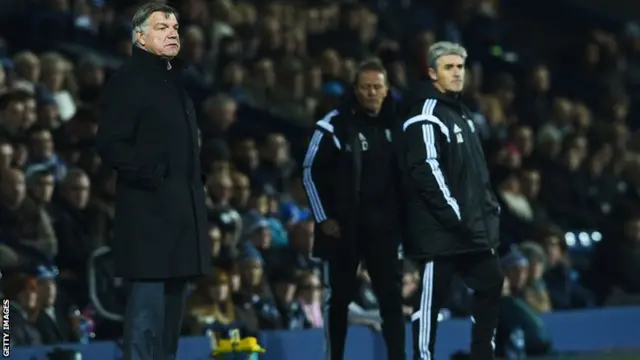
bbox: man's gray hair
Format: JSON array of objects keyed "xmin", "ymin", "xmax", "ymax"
[
  {"xmin": 131, "ymin": 2, "xmax": 179, "ymax": 44},
  {"xmin": 354, "ymin": 58, "xmax": 388, "ymax": 85},
  {"xmin": 427, "ymin": 41, "xmax": 468, "ymax": 69}
]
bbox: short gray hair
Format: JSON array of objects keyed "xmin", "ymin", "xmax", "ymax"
[
  {"xmin": 354, "ymin": 58, "xmax": 388, "ymax": 85},
  {"xmin": 427, "ymin": 41, "xmax": 468, "ymax": 69},
  {"xmin": 131, "ymin": 2, "xmax": 179, "ymax": 44}
]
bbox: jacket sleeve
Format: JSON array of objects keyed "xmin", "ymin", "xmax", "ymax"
[
  {"xmin": 96, "ymin": 72, "xmax": 166, "ymax": 189},
  {"xmin": 302, "ymin": 125, "xmax": 337, "ymax": 223},
  {"xmin": 402, "ymin": 116, "xmax": 463, "ymax": 230}
]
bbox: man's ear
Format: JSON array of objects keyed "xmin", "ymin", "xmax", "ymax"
[
  {"xmin": 136, "ymin": 31, "xmax": 146, "ymax": 47},
  {"xmin": 428, "ymin": 68, "xmax": 437, "ymax": 82}
]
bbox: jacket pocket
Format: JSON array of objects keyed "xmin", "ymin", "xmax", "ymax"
[{"xmin": 484, "ymin": 211, "xmax": 500, "ymax": 245}]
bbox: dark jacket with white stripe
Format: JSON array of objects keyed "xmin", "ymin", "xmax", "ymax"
[
  {"xmin": 302, "ymin": 95, "xmax": 400, "ymax": 258},
  {"xmin": 396, "ymin": 83, "xmax": 500, "ymax": 258}
]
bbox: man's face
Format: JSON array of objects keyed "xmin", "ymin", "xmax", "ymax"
[
  {"xmin": 207, "ymin": 175, "xmax": 233, "ymax": 203},
  {"xmin": 38, "ymin": 100, "xmax": 58, "ymax": 122},
  {"xmin": 354, "ymin": 70, "xmax": 388, "ymax": 113},
  {"xmin": 2, "ymin": 101, "xmax": 26, "ymax": 131},
  {"xmin": 24, "ymin": 98, "xmax": 37, "ymax": 128},
  {"xmin": 43, "ymin": 62, "xmax": 66, "ymax": 92},
  {"xmin": 254, "ymin": 59, "xmax": 276, "ymax": 87},
  {"xmin": 520, "ymin": 170, "xmax": 540, "ymax": 200},
  {"xmin": 506, "ymin": 264, "xmax": 528, "ymax": 291},
  {"xmin": 532, "ymin": 66, "xmax": 550, "ymax": 92},
  {"xmin": 251, "ymin": 227, "xmax": 272, "ymax": 249},
  {"xmin": 543, "ymin": 236, "xmax": 564, "ymax": 265},
  {"xmin": 1, "ymin": 170, "xmax": 26, "ymax": 206},
  {"xmin": 0, "ymin": 143, "xmax": 13, "ymax": 169},
  {"xmin": 514, "ymin": 126, "xmax": 534, "ymax": 156},
  {"xmin": 38, "ymin": 278, "xmax": 57, "ymax": 307},
  {"xmin": 265, "ymin": 134, "xmax": 289, "ymax": 164},
  {"xmin": 235, "ymin": 139, "xmax": 259, "ymax": 169},
  {"xmin": 232, "ymin": 175, "xmax": 251, "ymax": 207},
  {"xmin": 21, "ymin": 58, "xmax": 41, "ymax": 82},
  {"xmin": 30, "ymin": 173, "xmax": 55, "ymax": 204},
  {"xmin": 138, "ymin": 12, "xmax": 180, "ymax": 58},
  {"xmin": 65, "ymin": 175, "xmax": 91, "ymax": 209},
  {"xmin": 429, "ymin": 54, "xmax": 465, "ymax": 93},
  {"xmin": 30, "ymin": 130, "xmax": 55, "ymax": 159}
]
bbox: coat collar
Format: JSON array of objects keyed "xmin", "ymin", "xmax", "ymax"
[
  {"xmin": 131, "ymin": 46, "xmax": 185, "ymax": 72},
  {"xmin": 337, "ymin": 90, "xmax": 396, "ymax": 126}
]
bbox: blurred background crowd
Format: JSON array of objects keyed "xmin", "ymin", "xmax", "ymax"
[{"xmin": 0, "ymin": 0, "xmax": 639, "ymax": 357}]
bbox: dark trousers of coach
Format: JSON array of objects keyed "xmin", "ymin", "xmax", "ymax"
[{"xmin": 320, "ymin": 218, "xmax": 406, "ymax": 360}]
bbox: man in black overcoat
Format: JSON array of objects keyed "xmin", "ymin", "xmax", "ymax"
[{"xmin": 95, "ymin": 3, "xmax": 210, "ymax": 360}]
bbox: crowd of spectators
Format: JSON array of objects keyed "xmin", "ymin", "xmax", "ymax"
[{"xmin": 0, "ymin": 0, "xmax": 639, "ymax": 356}]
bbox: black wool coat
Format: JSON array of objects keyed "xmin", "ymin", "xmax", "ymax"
[{"xmin": 96, "ymin": 46, "xmax": 211, "ymax": 280}]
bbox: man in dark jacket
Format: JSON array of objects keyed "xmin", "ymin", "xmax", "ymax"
[
  {"xmin": 96, "ymin": 3, "xmax": 210, "ymax": 360},
  {"xmin": 302, "ymin": 59, "xmax": 405, "ymax": 360},
  {"xmin": 397, "ymin": 42, "xmax": 503, "ymax": 360}
]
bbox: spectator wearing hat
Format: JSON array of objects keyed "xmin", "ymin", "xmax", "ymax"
[
  {"xmin": 496, "ymin": 248, "xmax": 552, "ymax": 357},
  {"xmin": 1, "ymin": 268, "xmax": 43, "ymax": 346},
  {"xmin": 24, "ymin": 126, "xmax": 67, "ymax": 181},
  {"xmin": 24, "ymin": 164, "xmax": 56, "ymax": 208},
  {"xmin": 502, "ymin": 247, "xmax": 530, "ymax": 296},
  {"xmin": 242, "ymin": 211, "xmax": 279, "ymax": 266},
  {"xmin": 35, "ymin": 90, "xmax": 61, "ymax": 130},
  {"xmin": 34, "ymin": 260, "xmax": 79, "ymax": 345},
  {"xmin": 234, "ymin": 245, "xmax": 283, "ymax": 330},
  {"xmin": 518, "ymin": 242, "xmax": 552, "ymax": 313},
  {"xmin": 185, "ymin": 270, "xmax": 259, "ymax": 337},
  {"xmin": 244, "ymin": 197, "xmax": 289, "ymax": 249}
]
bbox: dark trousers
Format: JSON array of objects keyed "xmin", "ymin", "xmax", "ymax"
[
  {"xmin": 321, "ymin": 227, "xmax": 406, "ymax": 360},
  {"xmin": 122, "ymin": 279, "xmax": 189, "ymax": 360},
  {"xmin": 411, "ymin": 250, "xmax": 503, "ymax": 360}
]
